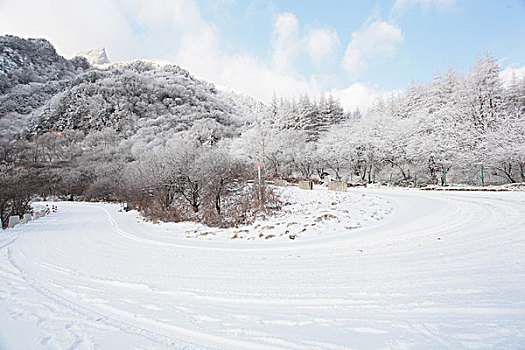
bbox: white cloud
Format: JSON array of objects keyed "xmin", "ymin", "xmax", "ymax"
[
  {"xmin": 0, "ymin": 0, "xmax": 138, "ymax": 60},
  {"xmin": 392, "ymin": 0, "xmax": 457, "ymax": 13},
  {"xmin": 118, "ymin": 0, "xmax": 218, "ymax": 32},
  {"xmin": 218, "ymin": 54, "xmax": 320, "ymax": 103},
  {"xmin": 272, "ymin": 14, "xmax": 340, "ymax": 71},
  {"xmin": 330, "ymin": 83, "xmax": 401, "ymax": 113},
  {"xmin": 167, "ymin": 9, "xmax": 320, "ymax": 104},
  {"xmin": 274, "ymin": 12, "xmax": 299, "ymax": 37},
  {"xmin": 0, "ymin": 1, "xmax": 378, "ymax": 112},
  {"xmin": 305, "ymin": 28, "xmax": 339, "ymax": 68},
  {"xmin": 342, "ymin": 20, "xmax": 404, "ymax": 77},
  {"xmin": 271, "ymin": 12, "xmax": 300, "ymax": 72},
  {"xmin": 500, "ymin": 65, "xmax": 525, "ymax": 85}
]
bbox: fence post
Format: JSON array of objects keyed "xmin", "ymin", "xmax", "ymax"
[
  {"xmin": 481, "ymin": 166, "xmax": 485, "ymax": 187},
  {"xmin": 299, "ymin": 181, "xmax": 313, "ymax": 190},
  {"xmin": 22, "ymin": 214, "xmax": 32, "ymax": 224},
  {"xmin": 8, "ymin": 216, "xmax": 20, "ymax": 228},
  {"xmin": 414, "ymin": 174, "xmax": 417, "ymax": 188}
]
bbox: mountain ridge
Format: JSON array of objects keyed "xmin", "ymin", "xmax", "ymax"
[{"xmin": 0, "ymin": 35, "xmax": 261, "ymax": 146}]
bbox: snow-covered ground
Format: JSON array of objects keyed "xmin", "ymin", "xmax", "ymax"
[
  {"xmin": 1, "ymin": 187, "xmax": 524, "ymax": 349},
  {"xmin": 180, "ymin": 186, "xmax": 392, "ymax": 241}
]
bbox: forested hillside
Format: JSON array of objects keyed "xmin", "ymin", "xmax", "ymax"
[
  {"xmin": 0, "ymin": 35, "xmax": 83, "ymax": 120},
  {"xmin": 0, "ymin": 35, "xmax": 270, "ymax": 228},
  {"xmin": 30, "ymin": 62, "xmax": 249, "ymax": 145},
  {"xmin": 1, "ymin": 35, "xmax": 524, "ymax": 229}
]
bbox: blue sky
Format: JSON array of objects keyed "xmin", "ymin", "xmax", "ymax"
[{"xmin": 1, "ymin": 0, "xmax": 524, "ymax": 111}]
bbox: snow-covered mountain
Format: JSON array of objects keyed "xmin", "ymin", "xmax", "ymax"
[
  {"xmin": 0, "ymin": 35, "xmax": 260, "ymax": 144},
  {"xmin": 75, "ymin": 47, "xmax": 110, "ymax": 66},
  {"xmin": 30, "ymin": 61, "xmax": 254, "ymax": 142},
  {"xmin": 0, "ymin": 35, "xmax": 79, "ymax": 118},
  {"xmin": 0, "ymin": 35, "xmax": 76, "ymax": 92}
]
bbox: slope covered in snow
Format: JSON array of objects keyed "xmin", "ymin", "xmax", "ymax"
[
  {"xmin": 180, "ymin": 186, "xmax": 393, "ymax": 241},
  {"xmin": 0, "ymin": 187, "xmax": 524, "ymax": 349},
  {"xmin": 28, "ymin": 60, "xmax": 255, "ymax": 140},
  {"xmin": 0, "ymin": 35, "xmax": 258, "ymax": 143},
  {"xmin": 0, "ymin": 35, "xmax": 79, "ymax": 118}
]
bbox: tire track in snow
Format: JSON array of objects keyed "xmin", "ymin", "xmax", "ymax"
[
  {"xmin": 2, "ymin": 189, "xmax": 525, "ymax": 349},
  {"xmin": 6, "ymin": 245, "xmax": 292, "ymax": 350}
]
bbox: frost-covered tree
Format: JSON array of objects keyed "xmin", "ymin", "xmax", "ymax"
[
  {"xmin": 297, "ymin": 94, "xmax": 318, "ymax": 141},
  {"xmin": 195, "ymin": 147, "xmax": 241, "ymax": 214},
  {"xmin": 464, "ymin": 53, "xmax": 503, "ymax": 134}
]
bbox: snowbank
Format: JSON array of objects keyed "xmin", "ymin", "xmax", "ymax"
[{"xmin": 155, "ymin": 186, "xmax": 393, "ymax": 241}]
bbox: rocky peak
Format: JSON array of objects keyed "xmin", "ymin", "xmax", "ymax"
[{"xmin": 76, "ymin": 47, "xmax": 110, "ymax": 66}]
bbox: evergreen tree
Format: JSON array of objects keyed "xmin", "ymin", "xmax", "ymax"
[
  {"xmin": 465, "ymin": 53, "xmax": 503, "ymax": 133},
  {"xmin": 297, "ymin": 94, "xmax": 317, "ymax": 141}
]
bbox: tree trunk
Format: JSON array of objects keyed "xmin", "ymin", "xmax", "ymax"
[
  {"xmin": 494, "ymin": 163, "xmax": 516, "ymax": 183},
  {"xmin": 215, "ymin": 194, "xmax": 221, "ymax": 214},
  {"xmin": 215, "ymin": 181, "xmax": 223, "ymax": 215}
]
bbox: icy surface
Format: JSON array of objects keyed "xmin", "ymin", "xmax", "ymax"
[{"xmin": 1, "ymin": 188, "xmax": 524, "ymax": 349}]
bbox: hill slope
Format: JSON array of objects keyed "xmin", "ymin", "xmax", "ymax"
[
  {"xmin": 0, "ymin": 35, "xmax": 258, "ymax": 144},
  {"xmin": 0, "ymin": 35, "xmax": 80, "ymax": 118},
  {"xmin": 30, "ymin": 61, "xmax": 251, "ymax": 142}
]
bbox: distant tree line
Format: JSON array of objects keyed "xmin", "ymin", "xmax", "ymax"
[
  {"xmin": 263, "ymin": 93, "xmax": 359, "ymax": 141},
  {"xmin": 248, "ymin": 53, "xmax": 525, "ymax": 186},
  {"xmin": 1, "ymin": 35, "xmax": 523, "ymax": 228}
]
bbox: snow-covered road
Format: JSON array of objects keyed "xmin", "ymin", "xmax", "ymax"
[{"xmin": 1, "ymin": 188, "xmax": 524, "ymax": 349}]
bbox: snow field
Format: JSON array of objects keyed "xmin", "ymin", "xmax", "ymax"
[{"xmin": 0, "ymin": 187, "xmax": 524, "ymax": 349}]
